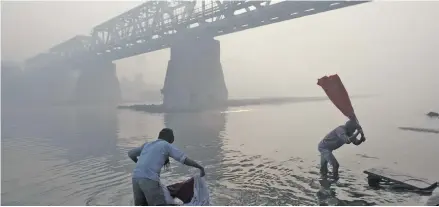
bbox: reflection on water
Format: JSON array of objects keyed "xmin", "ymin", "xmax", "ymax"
[
  {"xmin": 1, "ymin": 107, "xmax": 131, "ymax": 205},
  {"xmin": 316, "ymin": 177, "xmax": 376, "ymax": 206},
  {"xmin": 163, "ymin": 111, "xmax": 227, "ymax": 177},
  {"xmin": 2, "ymin": 100, "xmax": 438, "ymax": 205}
]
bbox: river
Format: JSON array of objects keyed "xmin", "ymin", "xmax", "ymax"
[
  {"xmin": 2, "ymin": 93, "xmax": 438, "ymax": 205},
  {"xmin": 2, "ymin": 1, "xmax": 439, "ymax": 205}
]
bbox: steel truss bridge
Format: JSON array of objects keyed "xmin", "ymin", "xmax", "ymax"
[{"xmin": 25, "ymin": 0, "xmax": 368, "ymax": 69}]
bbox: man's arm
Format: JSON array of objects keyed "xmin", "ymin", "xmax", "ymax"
[
  {"xmin": 167, "ymin": 144, "xmax": 205, "ymax": 177},
  {"xmin": 128, "ymin": 143, "xmax": 145, "ymax": 163},
  {"xmin": 335, "ymin": 127, "xmax": 361, "ymax": 145},
  {"xmin": 184, "ymin": 158, "xmax": 205, "ymax": 177}
]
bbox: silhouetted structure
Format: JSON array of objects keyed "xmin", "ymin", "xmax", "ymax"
[
  {"xmin": 75, "ymin": 61, "xmax": 121, "ymax": 105},
  {"xmin": 23, "ymin": 1, "xmax": 368, "ymax": 107},
  {"xmin": 162, "ymin": 37, "xmax": 228, "ymax": 109}
]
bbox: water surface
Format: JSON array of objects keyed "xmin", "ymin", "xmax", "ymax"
[{"xmin": 2, "ymin": 96, "xmax": 438, "ymax": 205}]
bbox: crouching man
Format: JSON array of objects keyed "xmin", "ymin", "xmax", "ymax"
[{"xmin": 128, "ymin": 128, "xmax": 205, "ymax": 206}]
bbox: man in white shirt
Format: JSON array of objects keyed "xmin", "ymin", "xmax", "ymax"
[{"xmin": 128, "ymin": 128, "xmax": 205, "ymax": 206}]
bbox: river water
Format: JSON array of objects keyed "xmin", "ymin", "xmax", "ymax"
[
  {"xmin": 2, "ymin": 94, "xmax": 438, "ymax": 205},
  {"xmin": 2, "ymin": 1, "xmax": 439, "ymax": 205}
]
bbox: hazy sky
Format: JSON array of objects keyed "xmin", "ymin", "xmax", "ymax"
[
  {"xmin": 2, "ymin": 1, "xmax": 439, "ymax": 103},
  {"xmin": 1, "ymin": 1, "xmax": 142, "ymax": 61}
]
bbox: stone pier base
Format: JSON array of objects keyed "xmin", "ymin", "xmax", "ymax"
[{"xmin": 162, "ymin": 38, "xmax": 228, "ymax": 110}]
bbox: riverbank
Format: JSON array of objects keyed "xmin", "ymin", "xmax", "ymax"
[{"xmin": 117, "ymin": 96, "xmax": 329, "ymax": 113}]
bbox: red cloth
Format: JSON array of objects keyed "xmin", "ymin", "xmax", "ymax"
[
  {"xmin": 167, "ymin": 178, "xmax": 194, "ymax": 204},
  {"xmin": 317, "ymin": 74, "xmax": 355, "ymax": 119}
]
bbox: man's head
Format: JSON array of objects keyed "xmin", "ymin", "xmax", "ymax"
[
  {"xmin": 344, "ymin": 120, "xmax": 359, "ymax": 136},
  {"xmin": 158, "ymin": 128, "xmax": 175, "ymax": 144}
]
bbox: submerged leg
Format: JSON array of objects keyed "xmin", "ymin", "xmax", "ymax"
[
  {"xmin": 320, "ymin": 151, "xmax": 329, "ymax": 178},
  {"xmin": 325, "ymin": 152, "xmax": 340, "ymax": 180}
]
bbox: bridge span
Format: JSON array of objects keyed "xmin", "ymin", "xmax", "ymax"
[{"xmin": 24, "ymin": 0, "xmax": 369, "ymax": 108}]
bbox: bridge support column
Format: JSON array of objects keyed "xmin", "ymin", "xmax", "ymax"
[
  {"xmin": 75, "ymin": 61, "xmax": 121, "ymax": 105},
  {"xmin": 17, "ymin": 65, "xmax": 77, "ymax": 105},
  {"xmin": 162, "ymin": 37, "xmax": 228, "ymax": 110}
]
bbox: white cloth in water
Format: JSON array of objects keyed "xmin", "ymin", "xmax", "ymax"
[
  {"xmin": 185, "ymin": 174, "xmax": 210, "ymax": 206},
  {"xmin": 161, "ymin": 175, "xmax": 210, "ymax": 206},
  {"xmin": 162, "ymin": 184, "xmax": 176, "ymax": 205},
  {"xmin": 425, "ymin": 187, "xmax": 439, "ymax": 206}
]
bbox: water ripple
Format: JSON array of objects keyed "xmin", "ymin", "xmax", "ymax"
[{"xmin": 3, "ymin": 105, "xmax": 436, "ymax": 205}]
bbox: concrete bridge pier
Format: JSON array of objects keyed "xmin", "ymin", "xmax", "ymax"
[
  {"xmin": 162, "ymin": 37, "xmax": 228, "ymax": 110},
  {"xmin": 19, "ymin": 65, "xmax": 77, "ymax": 105},
  {"xmin": 75, "ymin": 61, "xmax": 121, "ymax": 105}
]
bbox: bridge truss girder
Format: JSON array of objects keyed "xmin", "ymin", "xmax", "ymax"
[
  {"xmin": 89, "ymin": 0, "xmax": 368, "ymax": 61},
  {"xmin": 25, "ymin": 0, "xmax": 369, "ymax": 69}
]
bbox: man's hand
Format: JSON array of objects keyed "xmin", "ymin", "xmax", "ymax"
[
  {"xmin": 360, "ymin": 136, "xmax": 366, "ymax": 142},
  {"xmin": 200, "ymin": 167, "xmax": 206, "ymax": 177},
  {"xmin": 358, "ymin": 127, "xmax": 365, "ymax": 137}
]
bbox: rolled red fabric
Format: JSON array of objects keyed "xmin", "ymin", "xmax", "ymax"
[{"xmin": 317, "ymin": 74, "xmax": 355, "ymax": 119}]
